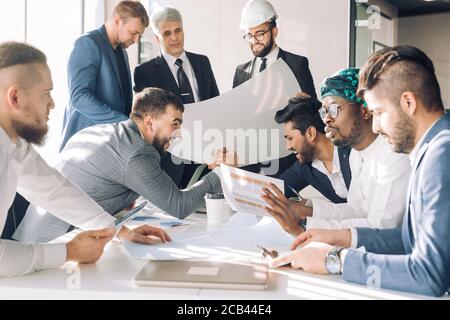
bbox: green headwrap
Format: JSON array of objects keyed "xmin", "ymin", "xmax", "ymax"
[{"xmin": 320, "ymin": 68, "xmax": 365, "ymax": 106}]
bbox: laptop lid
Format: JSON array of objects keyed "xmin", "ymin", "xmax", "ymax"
[{"xmin": 133, "ymin": 260, "xmax": 269, "ymax": 290}]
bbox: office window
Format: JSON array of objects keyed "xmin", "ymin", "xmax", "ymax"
[{"xmin": 0, "ymin": 1, "xmax": 26, "ymax": 42}]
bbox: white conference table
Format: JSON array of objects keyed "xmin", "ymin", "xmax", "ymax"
[{"xmin": 0, "ymin": 212, "xmax": 446, "ymax": 300}]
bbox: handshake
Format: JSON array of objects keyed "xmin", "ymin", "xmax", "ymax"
[{"xmin": 208, "ymin": 148, "xmax": 239, "ymax": 170}]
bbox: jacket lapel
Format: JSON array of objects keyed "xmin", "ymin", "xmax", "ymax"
[
  {"xmin": 338, "ymin": 147, "xmax": 352, "ymax": 189},
  {"xmin": 156, "ymin": 55, "xmax": 181, "ymax": 97},
  {"xmin": 98, "ymin": 25, "xmax": 123, "ymax": 95},
  {"xmin": 186, "ymin": 52, "xmax": 203, "ymax": 101}
]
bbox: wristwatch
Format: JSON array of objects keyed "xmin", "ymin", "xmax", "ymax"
[{"xmin": 325, "ymin": 247, "xmax": 345, "ymax": 274}]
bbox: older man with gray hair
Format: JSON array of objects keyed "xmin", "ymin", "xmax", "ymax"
[{"xmin": 134, "ymin": 5, "xmax": 220, "ymax": 189}]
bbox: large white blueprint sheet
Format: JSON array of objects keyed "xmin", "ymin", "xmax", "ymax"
[
  {"xmin": 169, "ymin": 59, "xmax": 301, "ymax": 166},
  {"xmin": 123, "ymin": 213, "xmax": 294, "ymax": 261}
]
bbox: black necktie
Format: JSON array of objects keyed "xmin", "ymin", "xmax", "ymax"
[
  {"xmin": 259, "ymin": 57, "xmax": 267, "ymax": 73},
  {"xmin": 175, "ymin": 59, "xmax": 195, "ymax": 104}
]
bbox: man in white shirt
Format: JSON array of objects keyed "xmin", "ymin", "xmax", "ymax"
[
  {"xmin": 263, "ymin": 68, "xmax": 410, "ymax": 237},
  {"xmin": 0, "ymin": 42, "xmax": 170, "ymax": 278}
]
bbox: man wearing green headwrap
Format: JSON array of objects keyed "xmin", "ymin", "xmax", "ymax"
[{"xmin": 263, "ymin": 68, "xmax": 411, "ymax": 237}]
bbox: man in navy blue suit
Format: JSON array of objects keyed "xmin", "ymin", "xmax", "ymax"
[
  {"xmin": 271, "ymin": 46, "xmax": 450, "ymax": 297},
  {"xmin": 60, "ymin": 1, "xmax": 149, "ymax": 150}
]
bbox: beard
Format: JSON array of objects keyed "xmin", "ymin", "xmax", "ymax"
[
  {"xmin": 297, "ymin": 142, "xmax": 316, "ymax": 164},
  {"xmin": 153, "ymin": 135, "xmax": 170, "ymax": 156},
  {"xmin": 12, "ymin": 119, "xmax": 48, "ymax": 145},
  {"xmin": 251, "ymin": 34, "xmax": 274, "ymax": 58},
  {"xmin": 332, "ymin": 117, "xmax": 362, "ymax": 148},
  {"xmin": 391, "ymin": 109, "xmax": 416, "ymax": 154}
]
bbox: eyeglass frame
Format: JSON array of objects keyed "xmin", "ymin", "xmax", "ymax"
[
  {"xmin": 243, "ymin": 26, "xmax": 274, "ymax": 43},
  {"xmin": 319, "ymin": 101, "xmax": 359, "ymax": 120}
]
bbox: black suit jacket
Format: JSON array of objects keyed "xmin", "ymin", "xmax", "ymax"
[
  {"xmin": 232, "ymin": 48, "xmax": 317, "ymax": 99},
  {"xmin": 134, "ymin": 52, "xmax": 220, "ymax": 101},
  {"xmin": 279, "ymin": 147, "xmax": 352, "ymax": 202}
]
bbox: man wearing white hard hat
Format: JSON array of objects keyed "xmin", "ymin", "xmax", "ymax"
[
  {"xmin": 233, "ymin": 0, "xmax": 316, "ymax": 99},
  {"xmin": 235, "ymin": 0, "xmax": 317, "ymax": 178}
]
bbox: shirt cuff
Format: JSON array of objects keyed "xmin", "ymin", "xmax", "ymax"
[
  {"xmin": 340, "ymin": 249, "xmax": 348, "ymax": 273},
  {"xmin": 36, "ymin": 243, "xmax": 67, "ymax": 271},
  {"xmin": 310, "ymin": 198, "xmax": 334, "ymax": 220},
  {"xmin": 350, "ymin": 228, "xmax": 358, "ymax": 248}
]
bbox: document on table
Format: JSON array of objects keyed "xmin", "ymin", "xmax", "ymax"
[
  {"xmin": 217, "ymin": 165, "xmax": 285, "ymax": 217},
  {"xmin": 123, "ymin": 213, "xmax": 294, "ymax": 261}
]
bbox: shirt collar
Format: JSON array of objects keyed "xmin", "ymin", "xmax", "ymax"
[
  {"xmin": 0, "ymin": 126, "xmax": 18, "ymax": 152},
  {"xmin": 311, "ymin": 146, "xmax": 341, "ymax": 175},
  {"xmin": 409, "ymin": 118, "xmax": 439, "ymax": 165},
  {"xmin": 260, "ymin": 46, "xmax": 279, "ymax": 62},
  {"xmin": 357, "ymin": 134, "xmax": 384, "ymax": 159},
  {"xmin": 162, "ymin": 50, "xmax": 187, "ymax": 67}
]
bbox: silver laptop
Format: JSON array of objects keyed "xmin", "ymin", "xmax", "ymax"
[{"xmin": 133, "ymin": 260, "xmax": 269, "ymax": 290}]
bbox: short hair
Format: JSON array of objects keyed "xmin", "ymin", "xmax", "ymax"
[
  {"xmin": 357, "ymin": 45, "xmax": 443, "ymax": 112},
  {"xmin": 150, "ymin": 6, "xmax": 182, "ymax": 34},
  {"xmin": 275, "ymin": 93, "xmax": 325, "ymax": 135},
  {"xmin": 131, "ymin": 87, "xmax": 184, "ymax": 120},
  {"xmin": 0, "ymin": 41, "xmax": 47, "ymax": 71},
  {"xmin": 113, "ymin": 1, "xmax": 149, "ymax": 28}
]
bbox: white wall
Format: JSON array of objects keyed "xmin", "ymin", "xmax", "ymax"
[
  {"xmin": 399, "ymin": 13, "xmax": 450, "ymax": 109},
  {"xmin": 140, "ymin": 0, "xmax": 350, "ymax": 97}
]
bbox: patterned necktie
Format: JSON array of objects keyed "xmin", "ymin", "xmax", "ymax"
[
  {"xmin": 259, "ymin": 57, "xmax": 267, "ymax": 73},
  {"xmin": 175, "ymin": 59, "xmax": 195, "ymax": 104}
]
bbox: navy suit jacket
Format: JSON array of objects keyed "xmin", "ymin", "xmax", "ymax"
[
  {"xmin": 279, "ymin": 147, "xmax": 352, "ymax": 202},
  {"xmin": 60, "ymin": 25, "xmax": 131, "ymax": 150},
  {"xmin": 343, "ymin": 112, "xmax": 450, "ymax": 296}
]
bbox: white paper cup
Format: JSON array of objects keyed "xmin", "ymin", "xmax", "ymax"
[{"xmin": 205, "ymin": 193, "xmax": 225, "ymax": 225}]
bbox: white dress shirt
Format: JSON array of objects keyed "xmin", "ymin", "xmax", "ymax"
[
  {"xmin": 0, "ymin": 127, "xmax": 115, "ymax": 277},
  {"xmin": 162, "ymin": 50, "xmax": 200, "ymax": 102},
  {"xmin": 251, "ymin": 46, "xmax": 280, "ymax": 77},
  {"xmin": 311, "ymin": 146, "xmax": 348, "ymax": 200},
  {"xmin": 307, "ymin": 135, "xmax": 411, "ymax": 241}
]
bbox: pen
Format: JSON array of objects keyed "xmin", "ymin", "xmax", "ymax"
[{"xmin": 288, "ymin": 185, "xmax": 304, "ymax": 201}]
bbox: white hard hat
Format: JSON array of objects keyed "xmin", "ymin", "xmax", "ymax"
[{"xmin": 239, "ymin": 0, "xmax": 278, "ymax": 30}]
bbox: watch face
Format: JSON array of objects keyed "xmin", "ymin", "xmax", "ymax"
[{"xmin": 326, "ymin": 254, "xmax": 341, "ymax": 274}]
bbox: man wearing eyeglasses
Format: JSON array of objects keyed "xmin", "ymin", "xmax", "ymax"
[
  {"xmin": 263, "ymin": 68, "xmax": 410, "ymax": 234},
  {"xmin": 234, "ymin": 0, "xmax": 317, "ymax": 178},
  {"xmin": 233, "ymin": 0, "xmax": 316, "ymax": 98},
  {"xmin": 134, "ymin": 5, "xmax": 220, "ymax": 189},
  {"xmin": 14, "ymin": 88, "xmax": 236, "ymax": 243}
]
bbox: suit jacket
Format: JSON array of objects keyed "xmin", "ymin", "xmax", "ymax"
[
  {"xmin": 134, "ymin": 52, "xmax": 220, "ymax": 100},
  {"xmin": 279, "ymin": 147, "xmax": 352, "ymax": 203},
  {"xmin": 343, "ymin": 112, "xmax": 450, "ymax": 296},
  {"xmin": 232, "ymin": 48, "xmax": 317, "ymax": 99},
  {"xmin": 13, "ymin": 120, "xmax": 222, "ymax": 243},
  {"xmin": 60, "ymin": 25, "xmax": 131, "ymax": 150}
]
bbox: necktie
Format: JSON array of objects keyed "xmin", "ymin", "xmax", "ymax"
[
  {"xmin": 259, "ymin": 57, "xmax": 267, "ymax": 73},
  {"xmin": 175, "ymin": 59, "xmax": 195, "ymax": 104}
]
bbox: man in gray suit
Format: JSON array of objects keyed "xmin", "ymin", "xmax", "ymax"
[
  {"xmin": 15, "ymin": 88, "xmax": 235, "ymax": 243},
  {"xmin": 60, "ymin": 1, "xmax": 149, "ymax": 150},
  {"xmin": 270, "ymin": 46, "xmax": 450, "ymax": 297}
]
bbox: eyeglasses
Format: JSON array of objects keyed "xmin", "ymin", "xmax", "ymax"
[
  {"xmin": 319, "ymin": 102, "xmax": 358, "ymax": 120},
  {"xmin": 243, "ymin": 27, "xmax": 273, "ymax": 43}
]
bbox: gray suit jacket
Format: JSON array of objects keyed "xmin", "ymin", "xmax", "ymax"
[
  {"xmin": 14, "ymin": 120, "xmax": 221, "ymax": 242},
  {"xmin": 342, "ymin": 113, "xmax": 450, "ymax": 296}
]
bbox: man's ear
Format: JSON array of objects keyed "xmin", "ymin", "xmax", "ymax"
[
  {"xmin": 113, "ymin": 14, "xmax": 121, "ymax": 26},
  {"xmin": 6, "ymin": 87, "xmax": 19, "ymax": 110},
  {"xmin": 271, "ymin": 26, "xmax": 279, "ymax": 39},
  {"xmin": 306, "ymin": 126, "xmax": 317, "ymax": 142},
  {"xmin": 361, "ymin": 104, "xmax": 372, "ymax": 120},
  {"xmin": 144, "ymin": 115, "xmax": 154, "ymax": 131},
  {"xmin": 400, "ymin": 91, "xmax": 418, "ymax": 116}
]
